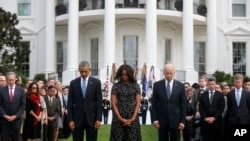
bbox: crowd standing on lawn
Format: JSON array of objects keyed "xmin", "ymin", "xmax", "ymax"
[{"xmin": 0, "ymin": 62, "xmax": 250, "ymax": 141}]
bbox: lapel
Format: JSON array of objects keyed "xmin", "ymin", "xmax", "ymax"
[
  {"xmin": 239, "ymin": 89, "xmax": 246, "ymax": 107},
  {"xmin": 203, "ymin": 91, "xmax": 210, "ymax": 105},
  {"xmin": 85, "ymin": 77, "xmax": 94, "ymax": 98},
  {"xmin": 170, "ymin": 80, "xmax": 179, "ymax": 99},
  {"xmin": 160, "ymin": 79, "xmax": 168, "ymax": 99},
  {"xmin": 232, "ymin": 89, "xmax": 238, "ymax": 106}
]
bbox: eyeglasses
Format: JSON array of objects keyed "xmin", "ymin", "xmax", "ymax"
[{"xmin": 32, "ymin": 87, "xmax": 38, "ymax": 89}]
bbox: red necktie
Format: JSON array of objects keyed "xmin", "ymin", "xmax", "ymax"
[{"xmin": 10, "ymin": 87, "xmax": 13, "ymax": 102}]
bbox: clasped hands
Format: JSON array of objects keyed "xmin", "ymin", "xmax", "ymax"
[
  {"xmin": 120, "ymin": 118, "xmax": 135, "ymax": 126},
  {"xmin": 204, "ymin": 117, "xmax": 215, "ymax": 124}
]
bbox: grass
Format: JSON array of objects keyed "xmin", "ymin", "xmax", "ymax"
[{"xmin": 59, "ymin": 124, "xmax": 158, "ymax": 141}]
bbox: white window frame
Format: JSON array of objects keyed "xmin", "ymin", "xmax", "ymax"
[{"xmin": 17, "ymin": 0, "xmax": 31, "ymax": 17}]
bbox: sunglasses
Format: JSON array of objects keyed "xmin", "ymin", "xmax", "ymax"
[{"xmin": 32, "ymin": 87, "xmax": 38, "ymax": 89}]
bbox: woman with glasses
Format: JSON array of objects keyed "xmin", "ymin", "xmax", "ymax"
[{"xmin": 23, "ymin": 82, "xmax": 42, "ymax": 141}]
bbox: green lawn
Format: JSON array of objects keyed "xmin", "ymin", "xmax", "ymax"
[{"xmin": 59, "ymin": 124, "xmax": 158, "ymax": 141}]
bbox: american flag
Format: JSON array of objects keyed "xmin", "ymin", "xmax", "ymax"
[
  {"xmin": 141, "ymin": 63, "xmax": 147, "ymax": 97},
  {"xmin": 148, "ymin": 65, "xmax": 156, "ymax": 88},
  {"xmin": 147, "ymin": 65, "xmax": 156, "ymax": 98}
]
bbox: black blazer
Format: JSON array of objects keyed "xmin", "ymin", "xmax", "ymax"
[
  {"xmin": 151, "ymin": 79, "xmax": 187, "ymax": 129},
  {"xmin": 199, "ymin": 90, "xmax": 225, "ymax": 126},
  {"xmin": 226, "ymin": 89, "xmax": 250, "ymax": 125},
  {"xmin": 0, "ymin": 85, "xmax": 26, "ymax": 124},
  {"xmin": 68, "ymin": 76, "xmax": 102, "ymax": 127}
]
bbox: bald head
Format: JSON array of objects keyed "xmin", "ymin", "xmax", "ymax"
[{"xmin": 163, "ymin": 64, "xmax": 175, "ymax": 81}]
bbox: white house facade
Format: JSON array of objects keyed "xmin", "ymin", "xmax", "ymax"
[{"xmin": 1, "ymin": 0, "xmax": 250, "ymax": 87}]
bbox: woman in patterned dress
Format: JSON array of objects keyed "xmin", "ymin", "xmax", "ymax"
[{"xmin": 110, "ymin": 64, "xmax": 142, "ymax": 141}]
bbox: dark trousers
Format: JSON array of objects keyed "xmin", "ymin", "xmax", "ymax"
[
  {"xmin": 141, "ymin": 110, "xmax": 147, "ymax": 125},
  {"xmin": 103, "ymin": 110, "xmax": 109, "ymax": 124},
  {"xmin": 201, "ymin": 124, "xmax": 222, "ymax": 141},
  {"xmin": 43, "ymin": 124, "xmax": 56, "ymax": 141},
  {"xmin": 158, "ymin": 125, "xmax": 180, "ymax": 141},
  {"xmin": 1, "ymin": 122, "xmax": 21, "ymax": 141},
  {"xmin": 183, "ymin": 122, "xmax": 193, "ymax": 141},
  {"xmin": 72, "ymin": 113, "xmax": 97, "ymax": 141}
]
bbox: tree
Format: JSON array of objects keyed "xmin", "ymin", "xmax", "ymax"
[
  {"xmin": 213, "ymin": 70, "xmax": 233, "ymax": 86},
  {"xmin": 0, "ymin": 7, "xmax": 30, "ymax": 75}
]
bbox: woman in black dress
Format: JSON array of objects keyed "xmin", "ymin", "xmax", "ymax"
[
  {"xmin": 23, "ymin": 82, "xmax": 42, "ymax": 141},
  {"xmin": 110, "ymin": 64, "xmax": 142, "ymax": 141}
]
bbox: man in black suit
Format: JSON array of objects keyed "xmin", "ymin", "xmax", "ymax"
[
  {"xmin": 68, "ymin": 61, "xmax": 102, "ymax": 141},
  {"xmin": 0, "ymin": 72, "xmax": 26, "ymax": 141},
  {"xmin": 151, "ymin": 64, "xmax": 187, "ymax": 141},
  {"xmin": 199, "ymin": 77, "xmax": 225, "ymax": 141},
  {"xmin": 226, "ymin": 74, "xmax": 250, "ymax": 139},
  {"xmin": 140, "ymin": 97, "xmax": 148, "ymax": 125}
]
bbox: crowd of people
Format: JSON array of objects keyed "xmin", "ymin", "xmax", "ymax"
[
  {"xmin": 0, "ymin": 72, "xmax": 71, "ymax": 141},
  {"xmin": 1, "ymin": 61, "xmax": 250, "ymax": 141}
]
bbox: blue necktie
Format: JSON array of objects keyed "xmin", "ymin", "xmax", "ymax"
[
  {"xmin": 82, "ymin": 80, "xmax": 86, "ymax": 98},
  {"xmin": 236, "ymin": 90, "xmax": 240, "ymax": 106},
  {"xmin": 166, "ymin": 81, "xmax": 170, "ymax": 99}
]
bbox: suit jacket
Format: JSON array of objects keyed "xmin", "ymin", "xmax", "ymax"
[
  {"xmin": 226, "ymin": 89, "xmax": 250, "ymax": 125},
  {"xmin": 151, "ymin": 79, "xmax": 187, "ymax": 129},
  {"xmin": 68, "ymin": 76, "xmax": 102, "ymax": 127},
  {"xmin": 199, "ymin": 90, "xmax": 225, "ymax": 126},
  {"xmin": 44, "ymin": 95, "xmax": 61, "ymax": 127},
  {"xmin": 0, "ymin": 85, "xmax": 26, "ymax": 124}
]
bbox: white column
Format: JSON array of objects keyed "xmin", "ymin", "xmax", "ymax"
[
  {"xmin": 206, "ymin": 0, "xmax": 217, "ymax": 75},
  {"xmin": 104, "ymin": 0, "xmax": 115, "ymax": 66},
  {"xmin": 182, "ymin": 0, "xmax": 198, "ymax": 83},
  {"xmin": 146, "ymin": 0, "xmax": 157, "ymax": 68},
  {"xmin": 101, "ymin": 0, "xmax": 115, "ymax": 82},
  {"xmin": 45, "ymin": 0, "xmax": 56, "ymax": 74},
  {"xmin": 62, "ymin": 0, "xmax": 79, "ymax": 85}
]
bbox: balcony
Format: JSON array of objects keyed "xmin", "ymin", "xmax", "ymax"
[{"xmin": 55, "ymin": 0, "xmax": 207, "ymax": 16}]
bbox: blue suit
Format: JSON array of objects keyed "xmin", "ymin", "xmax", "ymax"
[{"xmin": 68, "ymin": 76, "xmax": 102, "ymax": 141}]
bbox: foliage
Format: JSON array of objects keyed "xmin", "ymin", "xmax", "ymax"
[
  {"xmin": 213, "ymin": 70, "xmax": 233, "ymax": 85},
  {"xmin": 15, "ymin": 71, "xmax": 28, "ymax": 87},
  {"xmin": 33, "ymin": 73, "xmax": 47, "ymax": 84},
  {"xmin": 0, "ymin": 7, "xmax": 30, "ymax": 75}
]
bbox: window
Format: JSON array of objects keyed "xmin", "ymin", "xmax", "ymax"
[
  {"xmin": 91, "ymin": 38, "xmax": 99, "ymax": 76},
  {"xmin": 20, "ymin": 41, "xmax": 30, "ymax": 77},
  {"xmin": 164, "ymin": 39, "xmax": 171, "ymax": 64},
  {"xmin": 233, "ymin": 42, "xmax": 246, "ymax": 75},
  {"xmin": 85, "ymin": 0, "xmax": 104, "ymax": 10},
  {"xmin": 123, "ymin": 35, "xmax": 138, "ymax": 69},
  {"xmin": 56, "ymin": 42, "xmax": 67, "ymax": 81},
  {"xmin": 194, "ymin": 42, "xmax": 206, "ymax": 76},
  {"xmin": 57, "ymin": 42, "xmax": 64, "ymax": 82},
  {"xmin": 232, "ymin": 0, "xmax": 246, "ymax": 17},
  {"xmin": 18, "ymin": 0, "xmax": 31, "ymax": 16}
]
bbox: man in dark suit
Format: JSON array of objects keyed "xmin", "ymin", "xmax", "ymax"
[
  {"xmin": 226, "ymin": 74, "xmax": 250, "ymax": 139},
  {"xmin": 102, "ymin": 97, "xmax": 110, "ymax": 124},
  {"xmin": 199, "ymin": 77, "xmax": 225, "ymax": 141},
  {"xmin": 192, "ymin": 75, "xmax": 209, "ymax": 105},
  {"xmin": 0, "ymin": 72, "xmax": 26, "ymax": 141},
  {"xmin": 151, "ymin": 64, "xmax": 187, "ymax": 141},
  {"xmin": 68, "ymin": 61, "xmax": 102, "ymax": 141},
  {"xmin": 140, "ymin": 97, "xmax": 148, "ymax": 125}
]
